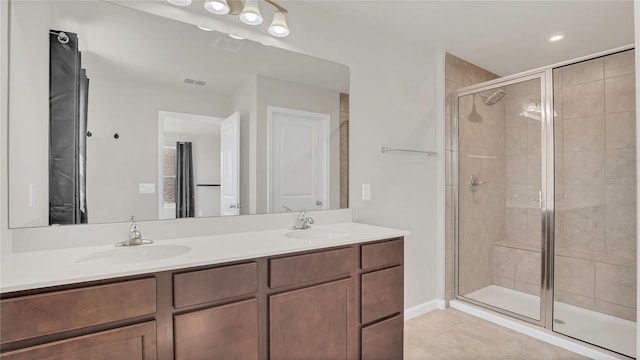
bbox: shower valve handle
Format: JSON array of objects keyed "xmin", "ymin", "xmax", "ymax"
[{"xmin": 469, "ymin": 175, "xmax": 487, "ymax": 192}]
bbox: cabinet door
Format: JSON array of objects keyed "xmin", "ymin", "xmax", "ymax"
[
  {"xmin": 174, "ymin": 298, "xmax": 258, "ymax": 360},
  {"xmin": 270, "ymin": 278, "xmax": 355, "ymax": 360},
  {"xmin": 361, "ymin": 315, "xmax": 403, "ymax": 360},
  {"xmin": 0, "ymin": 321, "xmax": 156, "ymax": 360}
]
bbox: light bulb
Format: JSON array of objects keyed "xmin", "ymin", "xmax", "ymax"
[
  {"xmin": 239, "ymin": 0, "xmax": 263, "ymax": 25},
  {"xmin": 204, "ymin": 0, "xmax": 230, "ymax": 15},
  {"xmin": 268, "ymin": 10, "xmax": 289, "ymax": 37}
]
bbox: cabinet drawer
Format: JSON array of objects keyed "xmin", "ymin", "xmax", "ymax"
[
  {"xmin": 0, "ymin": 321, "xmax": 157, "ymax": 360},
  {"xmin": 270, "ymin": 247, "xmax": 356, "ymax": 288},
  {"xmin": 174, "ymin": 299, "xmax": 258, "ymax": 360},
  {"xmin": 361, "ymin": 266, "xmax": 403, "ymax": 324},
  {"xmin": 0, "ymin": 278, "xmax": 156, "ymax": 344},
  {"xmin": 361, "ymin": 238, "xmax": 403, "ymax": 271},
  {"xmin": 361, "ymin": 315, "xmax": 403, "ymax": 360},
  {"xmin": 173, "ymin": 262, "xmax": 257, "ymax": 308}
]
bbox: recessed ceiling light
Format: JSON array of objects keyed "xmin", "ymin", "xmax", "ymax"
[
  {"xmin": 549, "ymin": 34, "xmax": 564, "ymax": 42},
  {"xmin": 197, "ymin": 25, "xmax": 214, "ymax": 32},
  {"xmin": 167, "ymin": 0, "xmax": 192, "ymax": 6},
  {"xmin": 228, "ymin": 34, "xmax": 244, "ymax": 40}
]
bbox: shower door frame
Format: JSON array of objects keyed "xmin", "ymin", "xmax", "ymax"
[
  {"xmin": 451, "ymin": 44, "xmax": 635, "ymax": 332},
  {"xmin": 453, "ymin": 71, "xmax": 554, "ymax": 328}
]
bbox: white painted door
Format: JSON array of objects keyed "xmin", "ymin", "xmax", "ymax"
[
  {"xmin": 268, "ymin": 106, "xmax": 329, "ymax": 213},
  {"xmin": 220, "ymin": 112, "xmax": 240, "ymax": 216}
]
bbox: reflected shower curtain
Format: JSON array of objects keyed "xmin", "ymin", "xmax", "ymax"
[
  {"xmin": 176, "ymin": 142, "xmax": 195, "ymax": 218},
  {"xmin": 49, "ymin": 30, "xmax": 89, "ymax": 225}
]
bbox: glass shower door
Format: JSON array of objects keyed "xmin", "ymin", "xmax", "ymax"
[
  {"xmin": 456, "ymin": 75, "xmax": 546, "ymax": 323},
  {"xmin": 552, "ymin": 50, "xmax": 637, "ymax": 358}
]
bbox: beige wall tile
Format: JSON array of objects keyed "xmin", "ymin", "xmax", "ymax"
[
  {"xmin": 563, "ymin": 150, "xmax": 605, "ymax": 185},
  {"xmin": 553, "ymin": 68, "xmax": 563, "ymax": 91},
  {"xmin": 555, "ymin": 289, "xmax": 596, "ymax": 310},
  {"xmin": 505, "ymin": 208, "xmax": 528, "ymax": 243},
  {"xmin": 555, "ymin": 256, "xmax": 595, "ymax": 297},
  {"xmin": 562, "ymin": 81, "xmax": 605, "ymax": 119},
  {"xmin": 445, "ymin": 53, "xmax": 466, "ymax": 84},
  {"xmin": 605, "ymin": 111, "xmax": 636, "ymax": 149},
  {"xmin": 493, "ymin": 276, "xmax": 515, "ymax": 289},
  {"xmin": 562, "ymin": 116, "xmax": 605, "ymax": 151},
  {"xmin": 493, "ymin": 246, "xmax": 515, "ymax": 278},
  {"xmin": 527, "ymin": 156, "xmax": 541, "ymax": 189},
  {"xmin": 527, "ymin": 124, "xmax": 541, "ymax": 155},
  {"xmin": 563, "ymin": 184, "xmax": 605, "ymax": 209},
  {"xmin": 506, "ymin": 156, "xmax": 527, "ymax": 184},
  {"xmin": 605, "ymin": 184, "xmax": 636, "ymax": 224},
  {"xmin": 605, "ymin": 219, "xmax": 636, "ymax": 260},
  {"xmin": 506, "ymin": 126, "xmax": 527, "ymax": 156},
  {"xmin": 464, "ymin": 63, "xmax": 499, "ymax": 87},
  {"xmin": 605, "ymin": 74, "xmax": 636, "ymax": 113},
  {"xmin": 514, "ymin": 281, "xmax": 540, "ymax": 296},
  {"xmin": 562, "ymin": 57, "xmax": 604, "ymax": 86},
  {"xmin": 595, "ymin": 263, "xmax": 636, "ymax": 307},
  {"xmin": 562, "ymin": 211, "xmax": 605, "ymax": 253},
  {"xmin": 605, "ymin": 148, "xmax": 636, "ymax": 184},
  {"xmin": 514, "ymin": 249, "xmax": 541, "ymax": 285},
  {"xmin": 594, "ymin": 300, "xmax": 636, "ymax": 321},
  {"xmin": 604, "ymin": 50, "xmax": 635, "ymax": 78},
  {"xmin": 506, "ymin": 184, "xmax": 527, "ymax": 209},
  {"xmin": 526, "ymin": 213, "xmax": 542, "ymax": 246}
]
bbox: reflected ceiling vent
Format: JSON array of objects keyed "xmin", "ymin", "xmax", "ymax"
[
  {"xmin": 212, "ymin": 36, "xmax": 244, "ymax": 53},
  {"xmin": 184, "ymin": 78, "xmax": 207, "ymax": 86}
]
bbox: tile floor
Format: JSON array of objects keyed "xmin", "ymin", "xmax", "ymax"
[{"xmin": 404, "ymin": 309, "xmax": 588, "ymax": 359}]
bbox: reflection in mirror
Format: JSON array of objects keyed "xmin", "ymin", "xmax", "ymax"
[{"xmin": 8, "ymin": 0, "xmax": 349, "ymax": 228}]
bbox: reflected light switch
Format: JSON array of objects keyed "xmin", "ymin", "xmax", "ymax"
[
  {"xmin": 362, "ymin": 184, "xmax": 371, "ymax": 201},
  {"xmin": 139, "ymin": 183, "xmax": 156, "ymax": 194}
]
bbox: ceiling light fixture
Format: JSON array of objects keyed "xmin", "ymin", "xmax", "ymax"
[
  {"xmin": 239, "ymin": 0, "xmax": 263, "ymax": 25},
  {"xmin": 167, "ymin": 0, "xmax": 290, "ymax": 37},
  {"xmin": 197, "ymin": 25, "xmax": 214, "ymax": 31},
  {"xmin": 268, "ymin": 10, "xmax": 289, "ymax": 37},
  {"xmin": 204, "ymin": 0, "xmax": 230, "ymax": 15},
  {"xmin": 166, "ymin": 0, "xmax": 192, "ymax": 6},
  {"xmin": 549, "ymin": 34, "xmax": 564, "ymax": 42},
  {"xmin": 228, "ymin": 34, "xmax": 245, "ymax": 40}
]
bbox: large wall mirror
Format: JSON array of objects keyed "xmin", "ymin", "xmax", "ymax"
[{"xmin": 8, "ymin": 0, "xmax": 349, "ymax": 228}]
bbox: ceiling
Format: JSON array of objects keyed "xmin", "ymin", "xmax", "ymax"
[{"xmin": 305, "ymin": 0, "xmax": 634, "ymax": 76}]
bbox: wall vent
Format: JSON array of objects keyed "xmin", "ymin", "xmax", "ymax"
[
  {"xmin": 184, "ymin": 78, "xmax": 207, "ymax": 86},
  {"xmin": 212, "ymin": 36, "xmax": 244, "ymax": 53}
]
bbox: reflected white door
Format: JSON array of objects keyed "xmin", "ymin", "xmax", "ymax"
[
  {"xmin": 220, "ymin": 112, "xmax": 240, "ymax": 216},
  {"xmin": 267, "ymin": 106, "xmax": 329, "ymax": 213}
]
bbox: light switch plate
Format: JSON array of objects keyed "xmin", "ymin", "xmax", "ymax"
[
  {"xmin": 362, "ymin": 184, "xmax": 371, "ymax": 201},
  {"xmin": 139, "ymin": 183, "xmax": 156, "ymax": 194}
]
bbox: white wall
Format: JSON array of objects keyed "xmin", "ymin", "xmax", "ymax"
[{"xmin": 1, "ymin": 1, "xmax": 441, "ymax": 309}]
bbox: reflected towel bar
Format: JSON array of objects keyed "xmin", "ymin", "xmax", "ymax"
[{"xmin": 380, "ymin": 146, "xmax": 438, "ymax": 156}]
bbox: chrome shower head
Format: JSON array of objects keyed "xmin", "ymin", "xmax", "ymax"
[{"xmin": 483, "ymin": 89, "xmax": 506, "ymax": 106}]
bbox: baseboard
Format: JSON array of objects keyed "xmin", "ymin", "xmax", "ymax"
[
  {"xmin": 404, "ymin": 299, "xmax": 446, "ymax": 321},
  {"xmin": 449, "ymin": 300, "xmax": 625, "ymax": 360}
]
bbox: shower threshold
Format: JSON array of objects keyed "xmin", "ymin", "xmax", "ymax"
[{"xmin": 465, "ymin": 285, "xmax": 636, "ymax": 358}]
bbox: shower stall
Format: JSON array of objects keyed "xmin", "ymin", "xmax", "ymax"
[{"xmin": 452, "ymin": 48, "xmax": 636, "ymax": 358}]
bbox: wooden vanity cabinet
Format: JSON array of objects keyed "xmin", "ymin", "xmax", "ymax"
[
  {"xmin": 360, "ymin": 238, "xmax": 404, "ymax": 360},
  {"xmin": 0, "ymin": 237, "xmax": 404, "ymax": 360}
]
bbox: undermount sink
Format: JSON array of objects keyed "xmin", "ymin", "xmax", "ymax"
[
  {"xmin": 76, "ymin": 244, "xmax": 191, "ymax": 266},
  {"xmin": 284, "ymin": 229, "xmax": 350, "ymax": 240}
]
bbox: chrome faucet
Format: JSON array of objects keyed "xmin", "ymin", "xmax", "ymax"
[
  {"xmin": 116, "ymin": 216, "xmax": 153, "ymax": 246},
  {"xmin": 290, "ymin": 211, "xmax": 314, "ymax": 230}
]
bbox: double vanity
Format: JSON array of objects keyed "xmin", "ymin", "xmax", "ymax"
[{"xmin": 0, "ymin": 223, "xmax": 407, "ymax": 359}]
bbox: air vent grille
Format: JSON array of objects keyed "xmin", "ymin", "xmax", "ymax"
[
  {"xmin": 184, "ymin": 78, "xmax": 207, "ymax": 86},
  {"xmin": 212, "ymin": 36, "xmax": 244, "ymax": 53}
]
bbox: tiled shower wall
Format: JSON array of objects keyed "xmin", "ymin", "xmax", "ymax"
[
  {"xmin": 445, "ymin": 53, "xmax": 499, "ymax": 300},
  {"xmin": 554, "ymin": 50, "xmax": 637, "ymax": 321},
  {"xmin": 491, "ymin": 79, "xmax": 543, "ymax": 296}
]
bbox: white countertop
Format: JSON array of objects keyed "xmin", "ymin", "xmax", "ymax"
[{"xmin": 1, "ymin": 222, "xmax": 408, "ymax": 293}]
